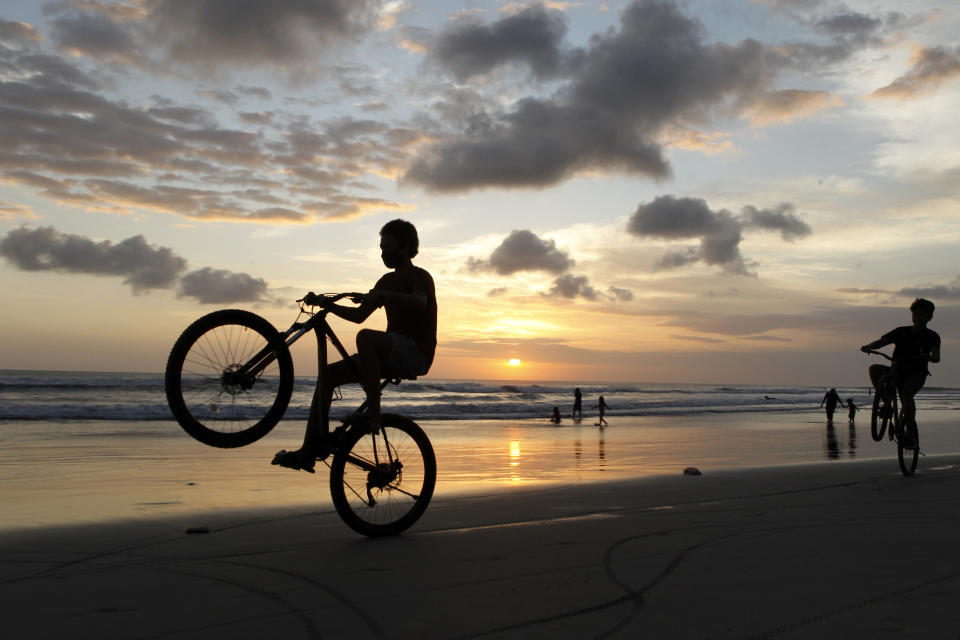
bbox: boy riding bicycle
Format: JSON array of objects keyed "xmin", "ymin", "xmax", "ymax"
[
  {"xmin": 273, "ymin": 219, "xmax": 437, "ymax": 473},
  {"xmin": 860, "ymin": 298, "xmax": 940, "ymax": 446}
]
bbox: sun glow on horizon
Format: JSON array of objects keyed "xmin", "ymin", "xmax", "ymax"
[{"xmin": 508, "ymin": 358, "xmax": 521, "ymax": 366}]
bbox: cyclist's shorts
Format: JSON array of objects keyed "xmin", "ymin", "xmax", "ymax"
[{"xmin": 381, "ymin": 332, "xmax": 427, "ymax": 379}]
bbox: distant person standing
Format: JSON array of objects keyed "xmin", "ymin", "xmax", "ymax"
[
  {"xmin": 847, "ymin": 398, "xmax": 858, "ymax": 423},
  {"xmin": 594, "ymin": 395, "xmax": 609, "ymax": 426},
  {"xmin": 819, "ymin": 388, "xmax": 844, "ymax": 423},
  {"xmin": 572, "ymin": 387, "xmax": 583, "ymax": 420}
]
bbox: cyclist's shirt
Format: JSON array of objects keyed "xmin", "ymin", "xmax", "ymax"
[
  {"xmin": 881, "ymin": 326, "xmax": 940, "ymax": 378},
  {"xmin": 375, "ymin": 266, "xmax": 437, "ymax": 371}
]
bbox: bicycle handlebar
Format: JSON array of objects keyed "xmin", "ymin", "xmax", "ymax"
[
  {"xmin": 864, "ymin": 349, "xmax": 893, "ymax": 362},
  {"xmin": 297, "ymin": 292, "xmax": 365, "ymax": 307}
]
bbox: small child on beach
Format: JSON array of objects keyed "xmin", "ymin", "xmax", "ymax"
[
  {"xmin": 550, "ymin": 407, "xmax": 562, "ymax": 424},
  {"xmin": 594, "ymin": 396, "xmax": 609, "ymax": 426},
  {"xmin": 847, "ymin": 399, "xmax": 858, "ymax": 423}
]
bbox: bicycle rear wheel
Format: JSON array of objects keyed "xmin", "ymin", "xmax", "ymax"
[
  {"xmin": 329, "ymin": 414, "xmax": 436, "ymax": 537},
  {"xmin": 165, "ymin": 309, "xmax": 293, "ymax": 448},
  {"xmin": 870, "ymin": 381, "xmax": 892, "ymax": 441},
  {"xmin": 897, "ymin": 421, "xmax": 919, "ymax": 476}
]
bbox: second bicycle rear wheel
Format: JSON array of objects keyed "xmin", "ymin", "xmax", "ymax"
[
  {"xmin": 898, "ymin": 422, "xmax": 919, "ymax": 476},
  {"xmin": 329, "ymin": 414, "xmax": 436, "ymax": 537}
]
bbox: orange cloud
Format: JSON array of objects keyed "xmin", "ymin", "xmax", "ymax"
[
  {"xmin": 744, "ymin": 90, "xmax": 844, "ymax": 127},
  {"xmin": 872, "ymin": 46, "xmax": 960, "ymax": 99}
]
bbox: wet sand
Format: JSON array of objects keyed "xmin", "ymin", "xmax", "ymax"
[
  {"xmin": 4, "ymin": 454, "xmax": 960, "ymax": 638},
  {"xmin": 3, "ymin": 409, "xmax": 959, "ymax": 530}
]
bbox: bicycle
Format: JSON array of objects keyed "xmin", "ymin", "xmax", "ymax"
[
  {"xmin": 865, "ymin": 350, "xmax": 919, "ymax": 476},
  {"xmin": 164, "ymin": 293, "xmax": 437, "ymax": 536}
]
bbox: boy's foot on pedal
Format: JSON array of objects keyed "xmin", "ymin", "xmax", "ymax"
[{"xmin": 271, "ymin": 448, "xmax": 317, "ymax": 473}]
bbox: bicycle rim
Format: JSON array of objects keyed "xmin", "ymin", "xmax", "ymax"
[
  {"xmin": 165, "ymin": 309, "xmax": 293, "ymax": 448},
  {"xmin": 870, "ymin": 387, "xmax": 886, "ymax": 441},
  {"xmin": 329, "ymin": 415, "xmax": 436, "ymax": 537}
]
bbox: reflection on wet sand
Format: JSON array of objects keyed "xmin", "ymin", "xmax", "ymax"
[{"xmin": 824, "ymin": 422, "xmax": 857, "ymax": 460}]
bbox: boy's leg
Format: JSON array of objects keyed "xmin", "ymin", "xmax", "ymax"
[
  {"xmin": 273, "ymin": 359, "xmax": 358, "ymax": 472},
  {"xmin": 897, "ymin": 374, "xmax": 926, "ymax": 430},
  {"xmin": 356, "ymin": 329, "xmax": 394, "ymax": 429},
  {"xmin": 302, "ymin": 359, "xmax": 358, "ymax": 453}
]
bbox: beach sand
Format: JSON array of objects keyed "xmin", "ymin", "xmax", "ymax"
[
  {"xmin": 4, "ymin": 455, "xmax": 960, "ymax": 638},
  {"xmin": 3, "ymin": 411, "xmax": 960, "ymax": 637}
]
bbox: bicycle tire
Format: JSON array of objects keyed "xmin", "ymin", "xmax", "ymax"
[
  {"xmin": 165, "ymin": 309, "xmax": 293, "ymax": 448},
  {"xmin": 870, "ymin": 381, "xmax": 892, "ymax": 441},
  {"xmin": 897, "ymin": 421, "xmax": 919, "ymax": 476},
  {"xmin": 329, "ymin": 414, "xmax": 436, "ymax": 537}
]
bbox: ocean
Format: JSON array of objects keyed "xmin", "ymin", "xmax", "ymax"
[{"xmin": 5, "ymin": 369, "xmax": 960, "ymax": 424}]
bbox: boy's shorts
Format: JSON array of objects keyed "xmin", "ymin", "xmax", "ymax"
[{"xmin": 380, "ymin": 332, "xmax": 427, "ymax": 379}]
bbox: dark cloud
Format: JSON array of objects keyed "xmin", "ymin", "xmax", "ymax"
[
  {"xmin": 0, "ymin": 225, "xmax": 276, "ymax": 303},
  {"xmin": 740, "ymin": 203, "xmax": 812, "ymax": 240},
  {"xmin": 0, "ymin": 226, "xmax": 187, "ymax": 292},
  {"xmin": 406, "ymin": 0, "xmax": 790, "ymax": 192},
  {"xmin": 468, "ymin": 229, "xmax": 574, "ymax": 275},
  {"xmin": 178, "ymin": 267, "xmax": 269, "ymax": 304},
  {"xmin": 49, "ymin": 9, "xmax": 142, "ymax": 64},
  {"xmin": 0, "ymin": 19, "xmax": 43, "ymax": 44},
  {"xmin": 627, "ymin": 195, "xmax": 811, "ymax": 275},
  {"xmin": 777, "ymin": 10, "xmax": 910, "ymax": 68},
  {"xmin": 543, "ymin": 274, "xmax": 598, "ymax": 300},
  {"xmin": 872, "ymin": 46, "xmax": 960, "ymax": 99},
  {"xmin": 899, "ymin": 277, "xmax": 960, "ymax": 301},
  {"xmin": 144, "ymin": 0, "xmax": 382, "ymax": 70},
  {"xmin": 607, "ymin": 286, "xmax": 634, "ymax": 302},
  {"xmin": 428, "ymin": 4, "xmax": 580, "ymax": 81}
]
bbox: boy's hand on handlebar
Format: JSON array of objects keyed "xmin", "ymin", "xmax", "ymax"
[{"xmin": 302, "ymin": 292, "xmax": 327, "ymax": 307}]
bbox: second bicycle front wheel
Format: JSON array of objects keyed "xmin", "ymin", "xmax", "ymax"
[
  {"xmin": 871, "ymin": 381, "xmax": 891, "ymax": 441},
  {"xmin": 165, "ymin": 309, "xmax": 294, "ymax": 448},
  {"xmin": 329, "ymin": 414, "xmax": 436, "ymax": 537}
]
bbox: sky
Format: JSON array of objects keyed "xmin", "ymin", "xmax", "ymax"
[{"xmin": 0, "ymin": 0, "xmax": 958, "ymax": 386}]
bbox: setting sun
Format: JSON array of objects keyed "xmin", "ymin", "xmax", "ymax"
[{"xmin": 508, "ymin": 358, "xmax": 521, "ymax": 367}]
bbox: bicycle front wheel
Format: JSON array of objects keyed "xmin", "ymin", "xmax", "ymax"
[
  {"xmin": 870, "ymin": 382, "xmax": 891, "ymax": 441},
  {"xmin": 165, "ymin": 309, "xmax": 293, "ymax": 448},
  {"xmin": 897, "ymin": 422, "xmax": 919, "ymax": 476},
  {"xmin": 330, "ymin": 414, "xmax": 436, "ymax": 537}
]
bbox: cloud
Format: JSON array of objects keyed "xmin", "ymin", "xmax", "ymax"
[
  {"xmin": 0, "ymin": 19, "xmax": 43, "ymax": 44},
  {"xmin": 0, "ymin": 226, "xmax": 187, "ymax": 292},
  {"xmin": 0, "ymin": 226, "xmax": 282, "ymax": 303},
  {"xmin": 146, "ymin": 0, "xmax": 383, "ymax": 70},
  {"xmin": 406, "ymin": 0, "xmax": 784, "ymax": 192},
  {"xmin": 177, "ymin": 267, "xmax": 269, "ymax": 304},
  {"xmin": 742, "ymin": 89, "xmax": 842, "ymax": 126},
  {"xmin": 427, "ymin": 3, "xmax": 580, "ymax": 81},
  {"xmin": 49, "ymin": 9, "xmax": 143, "ymax": 65},
  {"xmin": 872, "ymin": 46, "xmax": 960, "ymax": 99},
  {"xmin": 468, "ymin": 229, "xmax": 574, "ymax": 275},
  {"xmin": 0, "ymin": 43, "xmax": 417, "ymax": 224},
  {"xmin": 740, "ymin": 203, "xmax": 812, "ymax": 240},
  {"xmin": 44, "ymin": 0, "xmax": 384, "ymax": 72},
  {"xmin": 0, "ymin": 200, "xmax": 35, "ymax": 220},
  {"xmin": 899, "ymin": 277, "xmax": 960, "ymax": 301},
  {"xmin": 627, "ymin": 195, "xmax": 812, "ymax": 275},
  {"xmin": 543, "ymin": 273, "xmax": 597, "ymax": 300}
]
